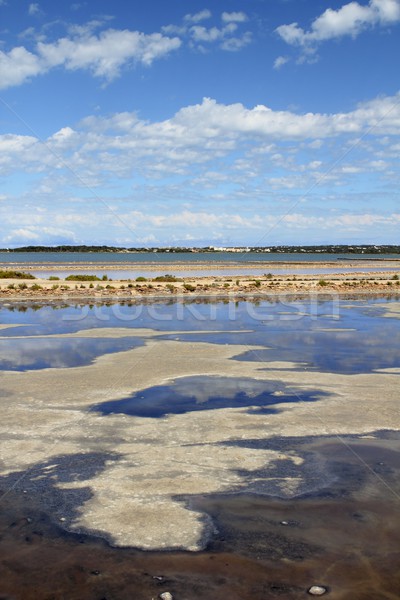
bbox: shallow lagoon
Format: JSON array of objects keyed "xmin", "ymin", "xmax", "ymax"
[
  {"xmin": 1, "ymin": 296, "xmax": 400, "ymax": 374},
  {"xmin": 1, "ymin": 296, "xmax": 400, "ymax": 599}
]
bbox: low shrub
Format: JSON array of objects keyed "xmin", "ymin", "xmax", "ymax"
[
  {"xmin": 318, "ymin": 279, "xmax": 328, "ymax": 286},
  {"xmin": 183, "ymin": 283, "xmax": 196, "ymax": 291},
  {"xmin": 0, "ymin": 270, "xmax": 35, "ymax": 279},
  {"xmin": 136, "ymin": 276, "xmax": 147, "ymax": 282},
  {"xmin": 154, "ymin": 274, "xmax": 182, "ymax": 282},
  {"xmin": 48, "ymin": 276, "xmax": 60, "ymax": 281},
  {"xmin": 65, "ymin": 274, "xmax": 101, "ymax": 282}
]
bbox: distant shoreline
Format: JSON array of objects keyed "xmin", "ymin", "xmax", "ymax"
[{"xmin": 1, "ymin": 244, "xmax": 400, "ymax": 255}]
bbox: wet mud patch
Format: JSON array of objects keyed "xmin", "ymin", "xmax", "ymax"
[
  {"xmin": 1, "ymin": 433, "xmax": 400, "ymax": 599},
  {"xmin": 90, "ymin": 376, "xmax": 325, "ymax": 418}
]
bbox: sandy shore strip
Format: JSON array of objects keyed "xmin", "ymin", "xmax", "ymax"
[
  {"xmin": 1, "ymin": 268, "xmax": 400, "ymax": 300},
  {"xmin": 2, "ymin": 258, "xmax": 400, "ymax": 273}
]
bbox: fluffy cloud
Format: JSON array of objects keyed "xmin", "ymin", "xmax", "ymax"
[
  {"xmin": 273, "ymin": 55, "xmax": 289, "ymax": 69},
  {"xmin": 183, "ymin": 9, "xmax": 212, "ymax": 23},
  {"xmin": 2, "ymin": 205, "xmax": 400, "ymax": 248},
  {"xmin": 0, "ymin": 94, "xmax": 399, "ymax": 247},
  {"xmin": 0, "ymin": 9, "xmax": 254, "ymax": 90},
  {"xmin": 1, "ymin": 93, "xmax": 399, "ymax": 182},
  {"xmin": 0, "ymin": 27, "xmax": 181, "ymax": 89},
  {"xmin": 38, "ymin": 29, "xmax": 181, "ymax": 76},
  {"xmin": 221, "ymin": 12, "xmax": 248, "ymax": 23},
  {"xmin": 277, "ymin": 0, "xmax": 400, "ymax": 47},
  {"xmin": 164, "ymin": 11, "xmax": 251, "ymax": 52},
  {"xmin": 0, "ymin": 46, "xmax": 42, "ymax": 88},
  {"xmin": 28, "ymin": 3, "xmax": 41, "ymax": 16}
]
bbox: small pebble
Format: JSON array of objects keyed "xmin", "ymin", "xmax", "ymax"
[
  {"xmin": 280, "ymin": 520, "xmax": 289, "ymax": 526},
  {"xmin": 308, "ymin": 585, "xmax": 327, "ymax": 596},
  {"xmin": 159, "ymin": 593, "xmax": 173, "ymax": 600}
]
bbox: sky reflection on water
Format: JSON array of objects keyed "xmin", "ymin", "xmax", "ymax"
[
  {"xmin": 0, "ymin": 298, "xmax": 399, "ymax": 374},
  {"xmin": 91, "ymin": 376, "xmax": 324, "ymax": 418}
]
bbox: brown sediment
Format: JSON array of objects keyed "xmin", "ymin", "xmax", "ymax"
[{"xmin": 1, "ymin": 435, "xmax": 400, "ymax": 600}]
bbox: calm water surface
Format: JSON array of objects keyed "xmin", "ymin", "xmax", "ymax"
[
  {"xmin": 1, "ymin": 297, "xmax": 400, "ymax": 599},
  {"xmin": 0, "ymin": 297, "xmax": 399, "ymax": 374}
]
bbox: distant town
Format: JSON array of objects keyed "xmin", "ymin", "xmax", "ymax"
[{"xmin": 1, "ymin": 244, "xmax": 399, "ymax": 254}]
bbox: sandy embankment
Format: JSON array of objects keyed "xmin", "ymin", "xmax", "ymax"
[{"xmin": 0, "ymin": 261, "xmax": 400, "ymax": 300}]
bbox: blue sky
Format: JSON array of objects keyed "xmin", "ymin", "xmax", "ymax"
[{"xmin": 0, "ymin": 0, "xmax": 399, "ymax": 247}]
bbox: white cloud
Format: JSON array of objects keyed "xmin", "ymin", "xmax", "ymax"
[
  {"xmin": 184, "ymin": 9, "xmax": 212, "ymax": 23},
  {"xmin": 28, "ymin": 3, "xmax": 40, "ymax": 16},
  {"xmin": 37, "ymin": 29, "xmax": 181, "ymax": 76},
  {"xmin": 0, "ymin": 93, "xmax": 399, "ymax": 231},
  {"xmin": 0, "ymin": 27, "xmax": 181, "ymax": 89},
  {"xmin": 276, "ymin": 0, "xmax": 400, "ymax": 48},
  {"xmin": 0, "ymin": 46, "xmax": 42, "ymax": 88},
  {"xmin": 221, "ymin": 31, "xmax": 252, "ymax": 51},
  {"xmin": 1, "ymin": 93, "xmax": 399, "ymax": 181},
  {"xmin": 190, "ymin": 25, "xmax": 231, "ymax": 43},
  {"xmin": 189, "ymin": 22, "xmax": 251, "ymax": 51},
  {"xmin": 165, "ymin": 11, "xmax": 252, "ymax": 53},
  {"xmin": 273, "ymin": 55, "xmax": 289, "ymax": 69},
  {"xmin": 221, "ymin": 11, "xmax": 248, "ymax": 23}
]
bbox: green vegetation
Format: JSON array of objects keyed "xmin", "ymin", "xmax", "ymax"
[
  {"xmin": 48, "ymin": 276, "xmax": 60, "ymax": 280},
  {"xmin": 0, "ymin": 270, "xmax": 35, "ymax": 279},
  {"xmin": 153, "ymin": 274, "xmax": 182, "ymax": 282},
  {"xmin": 65, "ymin": 274, "xmax": 101, "ymax": 281},
  {"xmin": 135, "ymin": 276, "xmax": 147, "ymax": 282},
  {"xmin": 183, "ymin": 283, "xmax": 196, "ymax": 291},
  {"xmin": 30, "ymin": 283, "xmax": 43, "ymax": 291},
  {"xmin": 318, "ymin": 279, "xmax": 328, "ymax": 286}
]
